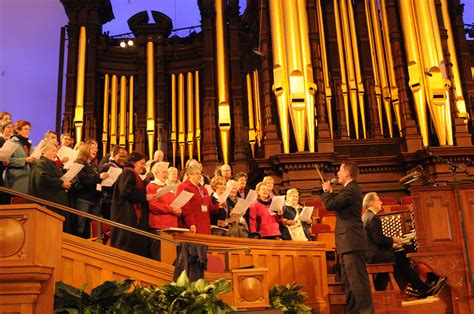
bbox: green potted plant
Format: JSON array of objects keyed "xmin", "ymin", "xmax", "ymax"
[
  {"xmin": 54, "ymin": 271, "xmax": 234, "ymax": 313},
  {"xmin": 269, "ymin": 282, "xmax": 316, "ymax": 314}
]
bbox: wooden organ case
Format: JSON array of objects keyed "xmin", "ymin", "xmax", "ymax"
[{"xmin": 406, "ymin": 184, "xmax": 474, "ymax": 313}]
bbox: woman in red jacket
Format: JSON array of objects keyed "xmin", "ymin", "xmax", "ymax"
[
  {"xmin": 147, "ymin": 162, "xmax": 181, "ymax": 230},
  {"xmin": 249, "ymin": 182, "xmax": 283, "ymax": 239},
  {"xmin": 147, "ymin": 161, "xmax": 181, "ymax": 260},
  {"xmin": 177, "ymin": 162, "xmax": 218, "ymax": 234}
]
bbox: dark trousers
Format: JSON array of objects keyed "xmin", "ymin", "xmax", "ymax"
[{"xmin": 340, "ymin": 251, "xmax": 375, "ymax": 314}]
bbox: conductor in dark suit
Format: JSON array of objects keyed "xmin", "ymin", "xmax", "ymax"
[{"xmin": 320, "ymin": 161, "xmax": 374, "ymax": 314}]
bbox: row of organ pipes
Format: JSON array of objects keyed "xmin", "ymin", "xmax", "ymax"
[{"xmin": 72, "ymin": 0, "xmax": 469, "ymax": 164}]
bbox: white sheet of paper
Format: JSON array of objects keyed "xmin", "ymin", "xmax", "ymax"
[
  {"xmin": 231, "ymin": 198, "xmax": 251, "ymax": 216},
  {"xmin": 60, "ymin": 163, "xmax": 84, "ymax": 182},
  {"xmin": 216, "ymin": 184, "xmax": 233, "ymax": 203},
  {"xmin": 169, "ymin": 190, "xmax": 194, "ymax": 208},
  {"xmin": 245, "ymin": 189, "xmax": 258, "ymax": 204},
  {"xmin": 156, "ymin": 184, "xmax": 178, "ymax": 198},
  {"xmin": 101, "ymin": 167, "xmax": 123, "ymax": 187},
  {"xmin": 269, "ymin": 195, "xmax": 285, "ymax": 212},
  {"xmin": 299, "ymin": 206, "xmax": 314, "ymax": 222},
  {"xmin": 0, "ymin": 141, "xmax": 19, "ymax": 161},
  {"xmin": 30, "ymin": 140, "xmax": 45, "ymax": 159},
  {"xmin": 58, "ymin": 146, "xmax": 78, "ymax": 169}
]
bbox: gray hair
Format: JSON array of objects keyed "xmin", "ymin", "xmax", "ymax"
[
  {"xmin": 185, "ymin": 161, "xmax": 202, "ymax": 176},
  {"xmin": 363, "ymin": 192, "xmax": 378, "ymax": 209}
]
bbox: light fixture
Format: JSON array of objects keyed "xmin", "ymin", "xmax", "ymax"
[
  {"xmin": 127, "ymin": 40, "xmax": 134, "ymax": 46},
  {"xmin": 120, "ymin": 41, "xmax": 126, "ymax": 48}
]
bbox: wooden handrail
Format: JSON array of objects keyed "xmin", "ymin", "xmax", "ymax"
[{"xmin": 0, "ymin": 187, "xmax": 250, "ymax": 254}]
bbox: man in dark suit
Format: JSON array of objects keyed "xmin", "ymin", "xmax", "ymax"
[
  {"xmin": 362, "ymin": 192, "xmax": 444, "ymax": 296},
  {"xmin": 321, "ymin": 161, "xmax": 374, "ymax": 314}
]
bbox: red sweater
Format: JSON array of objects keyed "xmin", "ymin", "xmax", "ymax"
[
  {"xmin": 177, "ymin": 179, "xmax": 219, "ymax": 234},
  {"xmin": 249, "ymin": 199, "xmax": 282, "ymax": 237},
  {"xmin": 147, "ymin": 181, "xmax": 179, "ymax": 229}
]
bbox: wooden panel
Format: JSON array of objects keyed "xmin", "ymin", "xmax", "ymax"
[
  {"xmin": 411, "ymin": 186, "xmax": 461, "ymax": 252},
  {"xmin": 167, "ymin": 232, "xmax": 329, "ymax": 313},
  {"xmin": 59, "ymin": 233, "xmax": 174, "ymax": 292}
]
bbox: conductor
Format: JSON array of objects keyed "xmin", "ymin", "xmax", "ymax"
[{"xmin": 320, "ymin": 161, "xmax": 374, "ymax": 314}]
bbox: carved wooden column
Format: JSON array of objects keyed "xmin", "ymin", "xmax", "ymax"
[
  {"xmin": 199, "ymin": 0, "xmax": 219, "ymax": 173},
  {"xmin": 260, "ymin": 0, "xmax": 282, "ymax": 158},
  {"xmin": 228, "ymin": 0, "xmax": 248, "ymax": 173},
  {"xmin": 151, "ymin": 12, "xmax": 172, "ymax": 154},
  {"xmin": 355, "ymin": 0, "xmax": 382, "ymax": 139},
  {"xmin": 451, "ymin": 0, "xmax": 474, "ymax": 122},
  {"xmin": 306, "ymin": 0, "xmax": 334, "ymax": 152},
  {"xmin": 385, "ymin": 0, "xmax": 422, "ymax": 152},
  {"xmin": 134, "ymin": 37, "xmax": 147, "ymax": 153},
  {"xmin": 0, "ymin": 204, "xmax": 64, "ymax": 313},
  {"xmin": 325, "ymin": 0, "xmax": 348, "ymax": 139},
  {"xmin": 61, "ymin": 6, "xmax": 78, "ymax": 136},
  {"xmin": 84, "ymin": 9, "xmax": 100, "ymax": 140},
  {"xmin": 435, "ymin": 0, "xmax": 472, "ymax": 146}
]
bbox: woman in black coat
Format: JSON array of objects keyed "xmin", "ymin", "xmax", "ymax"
[
  {"xmin": 29, "ymin": 143, "xmax": 71, "ymax": 211},
  {"xmin": 110, "ymin": 151, "xmax": 158, "ymax": 258}
]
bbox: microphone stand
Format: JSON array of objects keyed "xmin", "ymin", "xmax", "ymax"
[{"xmin": 428, "ymin": 150, "xmax": 474, "ymax": 292}]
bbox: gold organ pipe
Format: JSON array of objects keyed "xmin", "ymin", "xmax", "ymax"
[
  {"xmin": 398, "ymin": 0, "xmax": 429, "ymax": 146},
  {"xmin": 253, "ymin": 70, "xmax": 263, "ymax": 146},
  {"xmin": 178, "ymin": 73, "xmax": 185, "ymax": 170},
  {"xmin": 339, "ymin": 0, "xmax": 360, "ymax": 139},
  {"xmin": 102, "ymin": 74, "xmax": 110, "ymax": 154},
  {"xmin": 110, "ymin": 75, "xmax": 118, "ymax": 146},
  {"xmin": 333, "ymin": 0, "xmax": 351, "ymax": 138},
  {"xmin": 441, "ymin": 0, "xmax": 467, "ymax": 120},
  {"xmin": 74, "ymin": 26, "xmax": 86, "ymax": 144},
  {"xmin": 195, "ymin": 71, "xmax": 201, "ymax": 161},
  {"xmin": 429, "ymin": 0, "xmax": 452, "ymax": 145},
  {"xmin": 379, "ymin": 0, "xmax": 402, "ymax": 136},
  {"xmin": 246, "ymin": 73, "xmax": 256, "ymax": 157},
  {"xmin": 430, "ymin": 2, "xmax": 450, "ymax": 146},
  {"xmin": 187, "ymin": 72, "xmax": 195, "ymax": 160},
  {"xmin": 128, "ymin": 75, "xmax": 134, "ymax": 152},
  {"xmin": 119, "ymin": 76, "xmax": 127, "ymax": 146},
  {"xmin": 215, "ymin": 0, "xmax": 231, "ymax": 164},
  {"xmin": 170, "ymin": 74, "xmax": 177, "ymax": 167},
  {"xmin": 365, "ymin": 0, "xmax": 384, "ymax": 136},
  {"xmin": 316, "ymin": 0, "xmax": 333, "ymax": 139},
  {"xmin": 146, "ymin": 40, "xmax": 155, "ymax": 159},
  {"xmin": 369, "ymin": 0, "xmax": 393, "ymax": 137},
  {"xmin": 297, "ymin": 0, "xmax": 317, "ymax": 152},
  {"xmin": 347, "ymin": 0, "xmax": 367, "ymax": 139},
  {"xmin": 413, "ymin": 0, "xmax": 448, "ymax": 145},
  {"xmin": 282, "ymin": 0, "xmax": 306, "ymax": 151},
  {"xmin": 269, "ymin": 0, "xmax": 290, "ymax": 153}
]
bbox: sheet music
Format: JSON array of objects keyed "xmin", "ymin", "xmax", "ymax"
[
  {"xmin": 30, "ymin": 140, "xmax": 45, "ymax": 159},
  {"xmin": 58, "ymin": 146, "xmax": 78, "ymax": 169},
  {"xmin": 0, "ymin": 141, "xmax": 19, "ymax": 161},
  {"xmin": 155, "ymin": 184, "xmax": 178, "ymax": 198},
  {"xmin": 245, "ymin": 189, "xmax": 258, "ymax": 204},
  {"xmin": 169, "ymin": 190, "xmax": 194, "ymax": 208},
  {"xmin": 299, "ymin": 206, "xmax": 314, "ymax": 222},
  {"xmin": 216, "ymin": 184, "xmax": 233, "ymax": 203},
  {"xmin": 100, "ymin": 167, "xmax": 122, "ymax": 187},
  {"xmin": 231, "ymin": 198, "xmax": 251, "ymax": 216},
  {"xmin": 269, "ymin": 195, "xmax": 285, "ymax": 212},
  {"xmin": 60, "ymin": 163, "xmax": 84, "ymax": 182}
]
